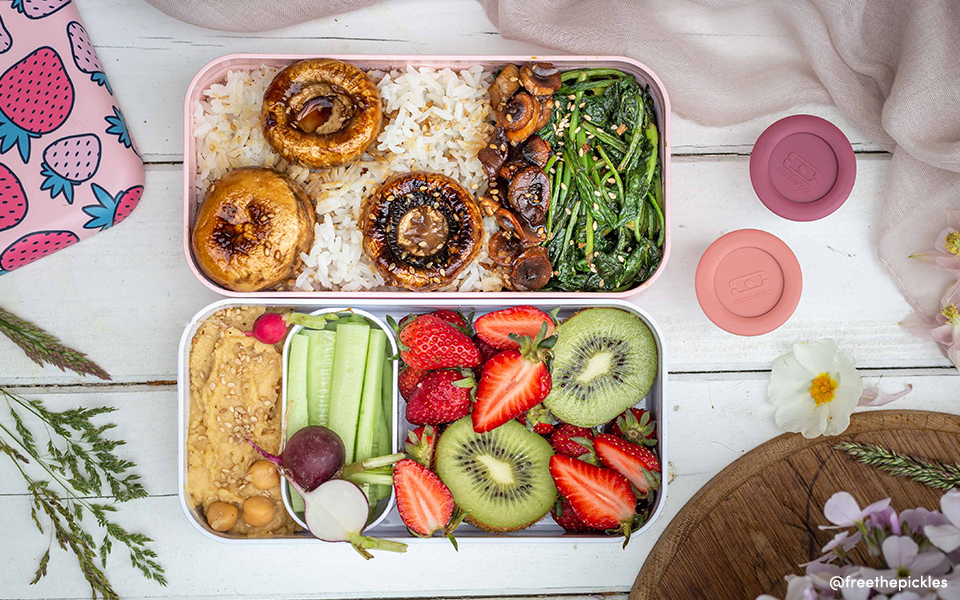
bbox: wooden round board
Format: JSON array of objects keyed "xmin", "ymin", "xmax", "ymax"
[{"xmin": 632, "ymin": 410, "xmax": 960, "ymax": 600}]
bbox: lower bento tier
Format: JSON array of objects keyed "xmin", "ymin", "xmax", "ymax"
[{"xmin": 189, "ymin": 58, "xmax": 666, "ymax": 294}]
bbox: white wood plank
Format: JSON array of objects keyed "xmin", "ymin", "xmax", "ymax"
[
  {"xmin": 76, "ymin": 0, "xmax": 880, "ymax": 162},
  {"xmin": 0, "ymin": 155, "xmax": 946, "ymax": 387},
  {"xmin": 0, "ymin": 373, "xmax": 953, "ymax": 599}
]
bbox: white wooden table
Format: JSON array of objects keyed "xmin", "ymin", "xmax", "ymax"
[{"xmin": 1, "ymin": 1, "xmax": 956, "ymax": 598}]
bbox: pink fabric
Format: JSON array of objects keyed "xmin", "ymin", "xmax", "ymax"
[{"xmin": 145, "ymin": 0, "xmax": 960, "ymax": 314}]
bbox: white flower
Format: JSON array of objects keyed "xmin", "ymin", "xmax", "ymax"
[
  {"xmin": 926, "ymin": 490, "xmax": 960, "ymax": 554},
  {"xmin": 868, "ymin": 536, "xmax": 949, "ymax": 594},
  {"xmin": 756, "ymin": 575, "xmax": 819, "ymax": 600},
  {"xmin": 822, "ymin": 491, "xmax": 891, "ymax": 528},
  {"xmin": 767, "ymin": 339, "xmax": 864, "ymax": 438}
]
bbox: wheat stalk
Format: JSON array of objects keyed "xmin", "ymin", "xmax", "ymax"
[
  {"xmin": 836, "ymin": 441, "xmax": 960, "ymax": 491},
  {"xmin": 0, "ymin": 307, "xmax": 110, "ymax": 380}
]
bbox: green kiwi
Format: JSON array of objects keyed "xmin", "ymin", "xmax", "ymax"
[
  {"xmin": 435, "ymin": 417, "xmax": 557, "ymax": 532},
  {"xmin": 543, "ymin": 307, "xmax": 658, "ymax": 427}
]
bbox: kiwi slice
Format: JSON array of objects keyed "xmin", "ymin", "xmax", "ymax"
[
  {"xmin": 436, "ymin": 417, "xmax": 557, "ymax": 532},
  {"xmin": 543, "ymin": 307, "xmax": 658, "ymax": 427}
]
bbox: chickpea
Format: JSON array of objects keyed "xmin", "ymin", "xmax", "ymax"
[
  {"xmin": 242, "ymin": 496, "xmax": 276, "ymax": 527},
  {"xmin": 246, "ymin": 459, "xmax": 280, "ymax": 490},
  {"xmin": 206, "ymin": 501, "xmax": 238, "ymax": 532}
]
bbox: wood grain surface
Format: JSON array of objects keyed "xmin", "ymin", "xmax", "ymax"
[{"xmin": 631, "ymin": 410, "xmax": 960, "ymax": 600}]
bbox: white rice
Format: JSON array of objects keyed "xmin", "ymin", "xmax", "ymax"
[{"xmin": 193, "ymin": 64, "xmax": 503, "ymax": 292}]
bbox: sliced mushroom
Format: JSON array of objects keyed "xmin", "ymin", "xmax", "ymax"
[
  {"xmin": 507, "ymin": 166, "xmax": 550, "ymax": 228},
  {"xmin": 488, "ymin": 230, "xmax": 523, "ymax": 266},
  {"xmin": 520, "ymin": 135, "xmax": 551, "ymax": 168},
  {"xmin": 498, "ymin": 160, "xmax": 529, "ymax": 182},
  {"xmin": 477, "ymin": 127, "xmax": 508, "ymax": 182},
  {"xmin": 478, "ymin": 193, "xmax": 500, "ymax": 217},
  {"xmin": 510, "ymin": 246, "xmax": 553, "ymax": 291},
  {"xmin": 535, "ymin": 95, "xmax": 553, "ymax": 132},
  {"xmin": 489, "ymin": 64, "xmax": 521, "ymax": 112},
  {"xmin": 495, "ymin": 207, "xmax": 541, "ymax": 247},
  {"xmin": 520, "ymin": 63, "xmax": 561, "ymax": 96},
  {"xmin": 497, "ymin": 93, "xmax": 542, "ymax": 144}
]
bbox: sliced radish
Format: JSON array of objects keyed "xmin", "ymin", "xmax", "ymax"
[{"xmin": 302, "ymin": 480, "xmax": 407, "ymax": 559}]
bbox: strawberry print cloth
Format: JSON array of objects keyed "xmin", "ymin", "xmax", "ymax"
[{"xmin": 0, "ymin": 0, "xmax": 143, "ymax": 275}]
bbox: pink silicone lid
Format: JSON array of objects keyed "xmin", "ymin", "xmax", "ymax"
[
  {"xmin": 749, "ymin": 115, "xmax": 856, "ymax": 221},
  {"xmin": 695, "ymin": 229, "xmax": 802, "ymax": 336}
]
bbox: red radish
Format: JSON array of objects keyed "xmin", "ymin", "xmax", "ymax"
[
  {"xmin": 246, "ymin": 312, "xmax": 290, "ymax": 344},
  {"xmin": 549, "ymin": 454, "xmax": 638, "ymax": 545},
  {"xmin": 246, "ymin": 425, "xmax": 345, "ymax": 492},
  {"xmin": 593, "ymin": 434, "xmax": 661, "ymax": 495},
  {"xmin": 300, "ymin": 479, "xmax": 407, "ymax": 559},
  {"xmin": 475, "ymin": 305, "xmax": 555, "ymax": 350}
]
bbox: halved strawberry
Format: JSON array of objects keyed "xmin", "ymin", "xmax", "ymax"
[
  {"xmin": 472, "ymin": 340, "xmax": 551, "ymax": 434},
  {"xmin": 405, "ymin": 369, "xmax": 475, "ymax": 425},
  {"xmin": 474, "ymin": 305, "xmax": 555, "ymax": 350},
  {"xmin": 399, "ymin": 365, "xmax": 428, "ymax": 400},
  {"xmin": 593, "ymin": 433, "xmax": 661, "ymax": 495},
  {"xmin": 472, "ymin": 334, "xmax": 500, "ymax": 365},
  {"xmin": 398, "ymin": 314, "xmax": 480, "ymax": 370},
  {"xmin": 518, "ymin": 404, "xmax": 554, "ymax": 435},
  {"xmin": 551, "ymin": 496, "xmax": 599, "ymax": 533},
  {"xmin": 550, "ymin": 424, "xmax": 596, "ymax": 460},
  {"xmin": 393, "ymin": 458, "xmax": 458, "ymax": 538},
  {"xmin": 405, "ymin": 425, "xmax": 438, "ymax": 467},
  {"xmin": 610, "ymin": 407, "xmax": 657, "ymax": 447},
  {"xmin": 549, "ymin": 455, "xmax": 638, "ymax": 545}
]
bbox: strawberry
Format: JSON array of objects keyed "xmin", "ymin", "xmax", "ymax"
[
  {"xmin": 475, "ymin": 305, "xmax": 555, "ymax": 350},
  {"xmin": 472, "ymin": 334, "xmax": 500, "ymax": 365},
  {"xmin": 399, "ymin": 365, "xmax": 428, "ymax": 400},
  {"xmin": 517, "ymin": 404, "xmax": 554, "ymax": 435},
  {"xmin": 393, "ymin": 458, "xmax": 457, "ymax": 538},
  {"xmin": 593, "ymin": 433, "xmax": 662, "ymax": 495},
  {"xmin": 550, "ymin": 424, "xmax": 595, "ymax": 459},
  {"xmin": 404, "ymin": 425, "xmax": 438, "ymax": 467},
  {"xmin": 405, "ymin": 369, "xmax": 475, "ymax": 425},
  {"xmin": 549, "ymin": 454, "xmax": 638, "ymax": 543},
  {"xmin": 472, "ymin": 342, "xmax": 551, "ymax": 434},
  {"xmin": 610, "ymin": 407, "xmax": 657, "ymax": 447},
  {"xmin": 398, "ymin": 314, "xmax": 480, "ymax": 370},
  {"xmin": 551, "ymin": 496, "xmax": 599, "ymax": 533},
  {"xmin": 398, "ymin": 310, "xmax": 468, "ymax": 332}
]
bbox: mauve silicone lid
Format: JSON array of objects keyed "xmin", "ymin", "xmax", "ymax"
[
  {"xmin": 695, "ymin": 229, "xmax": 802, "ymax": 336},
  {"xmin": 749, "ymin": 115, "xmax": 855, "ymax": 222}
]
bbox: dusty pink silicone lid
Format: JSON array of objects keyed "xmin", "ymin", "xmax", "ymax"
[
  {"xmin": 750, "ymin": 115, "xmax": 856, "ymax": 221},
  {"xmin": 695, "ymin": 229, "xmax": 802, "ymax": 336}
]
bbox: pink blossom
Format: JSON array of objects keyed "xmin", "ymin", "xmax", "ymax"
[
  {"xmin": 910, "ymin": 210, "xmax": 960, "ymax": 274},
  {"xmin": 926, "ymin": 490, "xmax": 960, "ymax": 554},
  {"xmin": 901, "ymin": 279, "xmax": 960, "ymax": 368},
  {"xmin": 822, "ymin": 492, "xmax": 892, "ymax": 528}
]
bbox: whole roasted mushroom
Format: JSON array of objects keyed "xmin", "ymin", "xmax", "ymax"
[
  {"xmin": 520, "ymin": 63, "xmax": 562, "ymax": 96},
  {"xmin": 507, "ymin": 166, "xmax": 550, "ymax": 228},
  {"xmin": 519, "ymin": 135, "xmax": 551, "ymax": 168},
  {"xmin": 510, "ymin": 246, "xmax": 553, "ymax": 291},
  {"xmin": 361, "ymin": 172, "xmax": 483, "ymax": 291},
  {"xmin": 489, "ymin": 64, "xmax": 521, "ymax": 112},
  {"xmin": 497, "ymin": 93, "xmax": 542, "ymax": 144},
  {"xmin": 495, "ymin": 207, "xmax": 542, "ymax": 247},
  {"xmin": 497, "ymin": 160, "xmax": 529, "ymax": 182},
  {"xmin": 262, "ymin": 59, "xmax": 382, "ymax": 169}
]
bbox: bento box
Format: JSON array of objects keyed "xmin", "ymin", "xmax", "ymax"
[
  {"xmin": 177, "ymin": 298, "xmax": 668, "ymax": 544},
  {"xmin": 182, "ymin": 54, "xmax": 671, "ymax": 299}
]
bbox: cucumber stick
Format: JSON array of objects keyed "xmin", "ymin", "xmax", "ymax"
[
  {"xmin": 327, "ymin": 322, "xmax": 370, "ymax": 464},
  {"xmin": 380, "ymin": 340, "xmax": 393, "ymax": 450},
  {"xmin": 285, "ymin": 334, "xmax": 310, "ymax": 515},
  {"xmin": 303, "ymin": 329, "xmax": 336, "ymax": 427},
  {"xmin": 355, "ymin": 329, "xmax": 386, "ymax": 462}
]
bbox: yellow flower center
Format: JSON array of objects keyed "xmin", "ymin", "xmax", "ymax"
[
  {"xmin": 944, "ymin": 304, "xmax": 960, "ymax": 325},
  {"xmin": 810, "ymin": 372, "xmax": 838, "ymax": 405},
  {"xmin": 946, "ymin": 231, "xmax": 960, "ymax": 255}
]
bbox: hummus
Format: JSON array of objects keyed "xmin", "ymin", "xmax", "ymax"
[{"xmin": 187, "ymin": 307, "xmax": 299, "ymax": 537}]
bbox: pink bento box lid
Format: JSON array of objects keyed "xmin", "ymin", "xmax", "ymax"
[{"xmin": 0, "ymin": 0, "xmax": 143, "ymax": 275}]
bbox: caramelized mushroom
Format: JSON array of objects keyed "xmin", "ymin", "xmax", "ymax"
[
  {"xmin": 497, "ymin": 93, "xmax": 542, "ymax": 144},
  {"xmin": 478, "ymin": 193, "xmax": 500, "ymax": 217},
  {"xmin": 498, "ymin": 160, "xmax": 529, "ymax": 182},
  {"xmin": 535, "ymin": 95, "xmax": 553, "ymax": 131},
  {"xmin": 361, "ymin": 172, "xmax": 483, "ymax": 291},
  {"xmin": 520, "ymin": 135, "xmax": 552, "ymax": 168},
  {"xmin": 477, "ymin": 127, "xmax": 508, "ymax": 182},
  {"xmin": 510, "ymin": 246, "xmax": 553, "ymax": 291},
  {"xmin": 507, "ymin": 166, "xmax": 550, "ymax": 228},
  {"xmin": 262, "ymin": 59, "xmax": 382, "ymax": 169},
  {"xmin": 488, "ymin": 230, "xmax": 523, "ymax": 266},
  {"xmin": 495, "ymin": 207, "xmax": 542, "ymax": 247},
  {"xmin": 489, "ymin": 64, "xmax": 521, "ymax": 112},
  {"xmin": 520, "ymin": 63, "xmax": 562, "ymax": 96}
]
